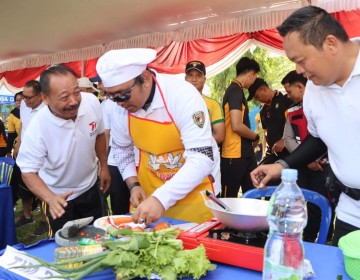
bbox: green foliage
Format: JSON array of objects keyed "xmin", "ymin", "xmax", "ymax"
[
  {"xmin": 1, "ymin": 104, "xmax": 15, "ymax": 123},
  {"xmin": 207, "ymin": 47, "xmax": 295, "ymax": 108}
]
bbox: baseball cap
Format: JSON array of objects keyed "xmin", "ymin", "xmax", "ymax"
[
  {"xmin": 185, "ymin": 61, "xmax": 206, "ymax": 75},
  {"xmin": 78, "ymin": 77, "xmax": 99, "ymax": 92},
  {"xmin": 96, "ymin": 48, "xmax": 157, "ymax": 87},
  {"xmin": 247, "ymin": 78, "xmax": 268, "ymax": 101},
  {"xmin": 89, "ymin": 75, "xmax": 101, "ymax": 83}
]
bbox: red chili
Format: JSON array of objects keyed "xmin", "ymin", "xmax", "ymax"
[{"xmin": 80, "ymin": 232, "xmax": 85, "ymax": 237}]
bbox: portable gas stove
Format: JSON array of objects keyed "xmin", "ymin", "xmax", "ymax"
[{"xmin": 178, "ymin": 219, "xmax": 267, "ymax": 271}]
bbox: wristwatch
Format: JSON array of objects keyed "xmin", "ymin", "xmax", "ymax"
[
  {"xmin": 253, "ymin": 134, "xmax": 260, "ymax": 142},
  {"xmin": 128, "ymin": 182, "xmax": 140, "ymax": 192}
]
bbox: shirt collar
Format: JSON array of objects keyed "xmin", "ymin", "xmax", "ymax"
[
  {"xmin": 350, "ymin": 39, "xmax": 360, "ymax": 77},
  {"xmin": 32, "ymin": 102, "xmax": 45, "ymax": 112},
  {"xmin": 137, "ymin": 74, "xmax": 164, "ymax": 115},
  {"xmin": 329, "ymin": 38, "xmax": 360, "ymax": 89}
]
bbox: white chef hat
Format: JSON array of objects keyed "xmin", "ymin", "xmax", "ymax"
[{"xmin": 96, "ymin": 48, "xmax": 157, "ymax": 87}]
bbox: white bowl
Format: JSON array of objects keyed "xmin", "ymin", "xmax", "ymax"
[{"xmin": 205, "ymin": 198, "xmax": 269, "ymax": 232}]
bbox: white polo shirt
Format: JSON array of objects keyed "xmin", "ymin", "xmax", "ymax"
[
  {"xmin": 303, "ymin": 43, "xmax": 360, "ymax": 228},
  {"xmin": 20, "ymin": 100, "xmax": 46, "ymax": 135},
  {"xmin": 110, "ymin": 72, "xmax": 221, "ymax": 210},
  {"xmin": 17, "ymin": 93, "xmax": 105, "ymax": 201}
]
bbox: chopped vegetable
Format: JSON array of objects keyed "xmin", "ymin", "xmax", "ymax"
[
  {"xmin": 132, "ymin": 226, "xmax": 145, "ymax": 232},
  {"xmin": 111, "ymin": 216, "xmax": 133, "ymax": 225},
  {"xmin": 155, "ymin": 221, "xmax": 170, "ymax": 231}
]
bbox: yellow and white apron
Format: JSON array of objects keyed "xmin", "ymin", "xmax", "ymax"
[{"xmin": 129, "ymin": 77, "xmax": 214, "ymax": 223}]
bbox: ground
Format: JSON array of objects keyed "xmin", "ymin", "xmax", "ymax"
[{"xmin": 14, "ymin": 200, "xmax": 47, "ymax": 245}]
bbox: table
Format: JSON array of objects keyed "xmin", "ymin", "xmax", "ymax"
[
  {"xmin": 0, "ymin": 185, "xmax": 17, "ymax": 250},
  {"xmin": 0, "ymin": 217, "xmax": 350, "ymax": 280}
]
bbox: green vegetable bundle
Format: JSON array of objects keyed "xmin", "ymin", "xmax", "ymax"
[{"xmin": 19, "ymin": 227, "xmax": 216, "ymax": 280}]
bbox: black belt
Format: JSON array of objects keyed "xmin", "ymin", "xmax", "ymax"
[
  {"xmin": 335, "ymin": 180, "xmax": 360, "ymax": 200},
  {"xmin": 324, "ymin": 164, "xmax": 360, "ymax": 203}
]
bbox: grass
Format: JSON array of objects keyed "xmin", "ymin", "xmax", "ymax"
[
  {"xmin": 14, "ymin": 197, "xmax": 112, "ymax": 246},
  {"xmin": 14, "ymin": 200, "xmax": 48, "ymax": 245}
]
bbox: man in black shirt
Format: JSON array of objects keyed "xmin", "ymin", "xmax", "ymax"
[
  {"xmin": 248, "ymin": 78, "xmax": 293, "ymax": 165},
  {"xmin": 221, "ymin": 57, "xmax": 260, "ymax": 197}
]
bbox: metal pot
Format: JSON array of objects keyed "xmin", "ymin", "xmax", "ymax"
[{"xmin": 201, "ymin": 192, "xmax": 269, "ymax": 232}]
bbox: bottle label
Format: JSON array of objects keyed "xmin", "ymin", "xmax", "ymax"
[{"xmin": 263, "ymin": 259, "xmax": 303, "ymax": 280}]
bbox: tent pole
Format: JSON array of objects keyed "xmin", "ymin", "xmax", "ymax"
[{"xmin": 81, "ymin": 60, "xmax": 84, "ymax": 77}]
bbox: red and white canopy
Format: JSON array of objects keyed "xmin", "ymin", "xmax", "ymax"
[{"xmin": 0, "ymin": 0, "xmax": 359, "ymax": 92}]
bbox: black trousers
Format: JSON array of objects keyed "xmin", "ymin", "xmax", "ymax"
[
  {"xmin": 332, "ymin": 218, "xmax": 359, "ymax": 246},
  {"xmin": 107, "ymin": 165, "xmax": 130, "ymax": 215},
  {"xmin": 46, "ymin": 180, "xmax": 102, "ymax": 237},
  {"xmin": 220, "ymin": 155, "xmax": 257, "ymax": 197}
]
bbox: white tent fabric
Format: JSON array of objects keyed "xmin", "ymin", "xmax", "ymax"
[
  {"xmin": 0, "ymin": 0, "xmax": 359, "ymax": 73},
  {"xmin": 0, "ymin": 86, "xmax": 15, "ymax": 105}
]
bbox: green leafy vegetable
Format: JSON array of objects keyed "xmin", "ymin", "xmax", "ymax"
[{"xmin": 22, "ymin": 226, "xmax": 215, "ymax": 279}]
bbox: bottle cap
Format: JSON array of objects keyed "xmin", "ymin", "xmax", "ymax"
[{"xmin": 281, "ymin": 169, "xmax": 298, "ymax": 180}]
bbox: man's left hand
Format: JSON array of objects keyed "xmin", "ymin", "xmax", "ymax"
[
  {"xmin": 99, "ymin": 167, "xmax": 111, "ymax": 193},
  {"xmin": 132, "ymin": 196, "xmax": 165, "ymax": 225},
  {"xmin": 272, "ymin": 139, "xmax": 285, "ymax": 154},
  {"xmin": 307, "ymin": 161, "xmax": 323, "ymax": 171}
]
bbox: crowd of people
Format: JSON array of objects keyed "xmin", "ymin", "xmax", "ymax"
[{"xmin": 6, "ymin": 5, "xmax": 359, "ymax": 246}]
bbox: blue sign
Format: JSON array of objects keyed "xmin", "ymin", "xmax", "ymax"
[{"xmin": 0, "ymin": 95, "xmax": 14, "ymax": 104}]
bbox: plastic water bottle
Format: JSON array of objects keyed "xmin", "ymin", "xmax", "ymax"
[{"xmin": 263, "ymin": 169, "xmax": 307, "ymax": 280}]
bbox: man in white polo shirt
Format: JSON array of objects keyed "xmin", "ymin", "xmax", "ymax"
[
  {"xmin": 251, "ymin": 6, "xmax": 360, "ymax": 246},
  {"xmin": 17, "ymin": 65, "xmax": 110, "ymax": 236},
  {"xmin": 14, "ymin": 80, "xmax": 47, "ymax": 236}
]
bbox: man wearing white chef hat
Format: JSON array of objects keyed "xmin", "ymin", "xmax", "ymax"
[{"xmin": 96, "ymin": 48, "xmax": 221, "ymax": 224}]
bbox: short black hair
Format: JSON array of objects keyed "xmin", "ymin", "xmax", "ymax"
[
  {"xmin": 277, "ymin": 6, "xmax": 349, "ymax": 49},
  {"xmin": 14, "ymin": 91, "xmax": 23, "ymax": 101},
  {"xmin": 281, "ymin": 70, "xmax": 307, "ymax": 86},
  {"xmin": 236, "ymin": 57, "xmax": 260, "ymax": 76},
  {"xmin": 281, "ymin": 71, "xmax": 293, "ymax": 85},
  {"xmin": 24, "ymin": 80, "xmax": 41, "ymax": 95},
  {"xmin": 40, "ymin": 64, "xmax": 77, "ymax": 95}
]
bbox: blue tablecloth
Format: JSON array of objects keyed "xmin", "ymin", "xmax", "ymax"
[
  {"xmin": 0, "ymin": 217, "xmax": 350, "ymax": 280},
  {"xmin": 0, "ymin": 185, "xmax": 17, "ymax": 250}
]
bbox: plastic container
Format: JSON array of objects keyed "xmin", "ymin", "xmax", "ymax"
[
  {"xmin": 54, "ymin": 244, "xmax": 107, "ymax": 267},
  {"xmin": 338, "ymin": 230, "xmax": 360, "ymax": 280},
  {"xmin": 262, "ymin": 169, "xmax": 308, "ymax": 280}
]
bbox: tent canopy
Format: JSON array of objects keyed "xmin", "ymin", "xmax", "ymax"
[
  {"xmin": 0, "ymin": 0, "xmax": 307, "ymax": 71},
  {"xmin": 0, "ymin": 0, "xmax": 359, "ymax": 91}
]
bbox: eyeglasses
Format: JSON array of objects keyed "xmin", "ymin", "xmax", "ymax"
[
  {"xmin": 15, "ymin": 98, "xmax": 22, "ymax": 102},
  {"xmin": 107, "ymin": 78, "xmax": 138, "ymax": 103},
  {"xmin": 22, "ymin": 94, "xmax": 40, "ymax": 101}
]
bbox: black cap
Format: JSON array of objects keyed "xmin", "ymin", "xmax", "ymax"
[
  {"xmin": 89, "ymin": 75, "xmax": 101, "ymax": 83},
  {"xmin": 185, "ymin": 60, "xmax": 206, "ymax": 75},
  {"xmin": 248, "ymin": 78, "xmax": 268, "ymax": 101}
]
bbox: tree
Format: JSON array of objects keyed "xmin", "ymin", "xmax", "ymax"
[{"xmin": 207, "ymin": 47, "xmax": 295, "ymax": 107}]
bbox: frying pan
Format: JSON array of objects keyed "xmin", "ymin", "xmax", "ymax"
[{"xmin": 201, "ymin": 191, "xmax": 270, "ymax": 232}]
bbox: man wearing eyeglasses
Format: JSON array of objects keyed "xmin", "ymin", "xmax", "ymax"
[
  {"xmin": 96, "ymin": 48, "xmax": 220, "ymax": 224},
  {"xmin": 15, "ymin": 80, "xmax": 48, "ymax": 236}
]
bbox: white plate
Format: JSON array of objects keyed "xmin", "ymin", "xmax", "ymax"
[{"xmin": 93, "ymin": 215, "xmax": 146, "ymax": 231}]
